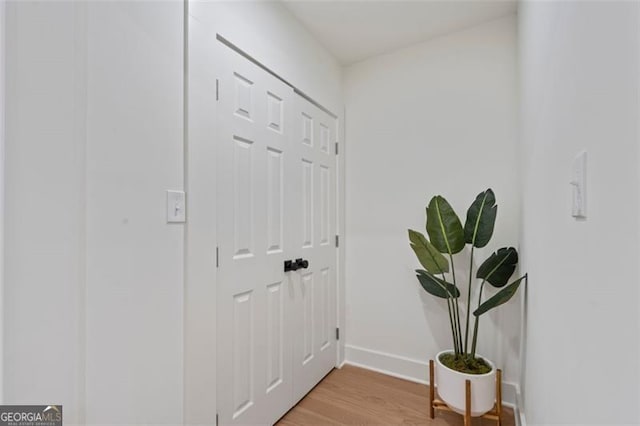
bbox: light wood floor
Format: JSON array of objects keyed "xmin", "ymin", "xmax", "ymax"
[{"xmin": 277, "ymin": 365, "xmax": 515, "ymax": 426}]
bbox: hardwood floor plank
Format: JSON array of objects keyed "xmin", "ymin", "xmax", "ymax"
[{"xmin": 277, "ymin": 365, "xmax": 515, "ymax": 426}]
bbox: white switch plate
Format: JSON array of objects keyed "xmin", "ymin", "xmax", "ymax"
[
  {"xmin": 167, "ymin": 190, "xmax": 186, "ymax": 223},
  {"xmin": 571, "ymin": 151, "xmax": 587, "ymax": 219}
]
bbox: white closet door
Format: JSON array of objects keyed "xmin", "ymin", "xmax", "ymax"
[
  {"xmin": 291, "ymin": 95, "xmax": 338, "ymax": 403},
  {"xmin": 216, "ymin": 46, "xmax": 295, "ymax": 425}
]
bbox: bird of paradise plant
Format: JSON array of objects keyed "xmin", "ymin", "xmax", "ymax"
[{"xmin": 408, "ymin": 189, "xmax": 527, "ymax": 373}]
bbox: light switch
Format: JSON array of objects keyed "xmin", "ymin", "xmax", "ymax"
[
  {"xmin": 570, "ymin": 151, "xmax": 587, "ymax": 219},
  {"xmin": 167, "ymin": 190, "xmax": 186, "ymax": 223}
]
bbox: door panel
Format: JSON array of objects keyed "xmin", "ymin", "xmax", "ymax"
[
  {"xmin": 217, "ymin": 46, "xmax": 294, "ymax": 425},
  {"xmin": 292, "ymin": 95, "xmax": 338, "ymax": 403}
]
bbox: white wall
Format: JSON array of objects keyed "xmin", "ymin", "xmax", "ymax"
[
  {"xmin": 5, "ymin": 3, "xmax": 86, "ymax": 423},
  {"xmin": 186, "ymin": 2, "xmax": 344, "ymax": 424},
  {"xmin": 519, "ymin": 1, "xmax": 640, "ymax": 424},
  {"xmin": 4, "ymin": 2, "xmax": 184, "ymax": 424},
  {"xmin": 0, "ymin": 0, "xmax": 5, "ymax": 403},
  {"xmin": 184, "ymin": 11, "xmax": 219, "ymax": 426},
  {"xmin": 84, "ymin": 2, "xmax": 184, "ymax": 424},
  {"xmin": 344, "ymin": 16, "xmax": 521, "ymax": 388}
]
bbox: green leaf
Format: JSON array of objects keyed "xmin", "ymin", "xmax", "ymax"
[
  {"xmin": 426, "ymin": 196, "xmax": 465, "ymax": 255},
  {"xmin": 473, "ymin": 275, "xmax": 526, "ymax": 317},
  {"xmin": 408, "ymin": 230, "xmax": 449, "ymax": 274},
  {"xmin": 415, "ymin": 270, "xmax": 460, "ymax": 299},
  {"xmin": 477, "ymin": 247, "xmax": 518, "ymax": 288},
  {"xmin": 464, "ymin": 189, "xmax": 497, "ymax": 248}
]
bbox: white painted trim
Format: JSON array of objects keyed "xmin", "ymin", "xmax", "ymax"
[
  {"xmin": 335, "ymin": 105, "xmax": 346, "ymax": 366},
  {"xmin": 345, "ymin": 344, "xmax": 431, "ymax": 384},
  {"xmin": 345, "ymin": 344, "xmax": 519, "ymax": 409},
  {"xmin": 0, "ymin": 0, "xmax": 6, "ymax": 405}
]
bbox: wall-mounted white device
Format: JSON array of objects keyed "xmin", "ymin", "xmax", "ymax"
[
  {"xmin": 167, "ymin": 190, "xmax": 186, "ymax": 223},
  {"xmin": 570, "ymin": 151, "xmax": 587, "ymax": 219}
]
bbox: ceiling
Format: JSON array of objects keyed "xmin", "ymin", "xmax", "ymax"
[{"xmin": 282, "ymin": 0, "xmax": 517, "ymax": 65}]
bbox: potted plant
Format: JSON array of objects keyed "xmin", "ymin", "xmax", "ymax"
[{"xmin": 408, "ymin": 189, "xmax": 526, "ymax": 416}]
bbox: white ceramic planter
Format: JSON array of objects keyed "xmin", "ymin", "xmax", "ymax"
[{"xmin": 435, "ymin": 350, "xmax": 496, "ymax": 417}]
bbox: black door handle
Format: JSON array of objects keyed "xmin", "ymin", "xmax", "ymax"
[
  {"xmin": 284, "ymin": 259, "xmax": 309, "ymax": 272},
  {"xmin": 284, "ymin": 260, "xmax": 299, "ymax": 272}
]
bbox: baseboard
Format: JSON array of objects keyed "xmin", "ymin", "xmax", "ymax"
[
  {"xmin": 515, "ymin": 390, "xmax": 526, "ymax": 426},
  {"xmin": 344, "ymin": 344, "xmax": 519, "ymax": 409}
]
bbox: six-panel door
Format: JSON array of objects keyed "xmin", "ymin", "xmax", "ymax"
[
  {"xmin": 216, "ymin": 45, "xmax": 338, "ymax": 425},
  {"xmin": 216, "ymin": 46, "xmax": 295, "ymax": 425},
  {"xmin": 290, "ymin": 95, "xmax": 338, "ymax": 404}
]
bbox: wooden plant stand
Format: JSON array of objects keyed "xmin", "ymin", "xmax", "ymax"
[{"xmin": 429, "ymin": 360, "xmax": 502, "ymax": 426}]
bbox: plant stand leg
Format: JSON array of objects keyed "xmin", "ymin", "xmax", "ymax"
[
  {"xmin": 465, "ymin": 379, "xmax": 471, "ymax": 426},
  {"xmin": 496, "ymin": 369, "xmax": 502, "ymax": 426},
  {"xmin": 429, "ymin": 360, "xmax": 435, "ymax": 419},
  {"xmin": 430, "ymin": 360, "xmax": 503, "ymax": 426}
]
